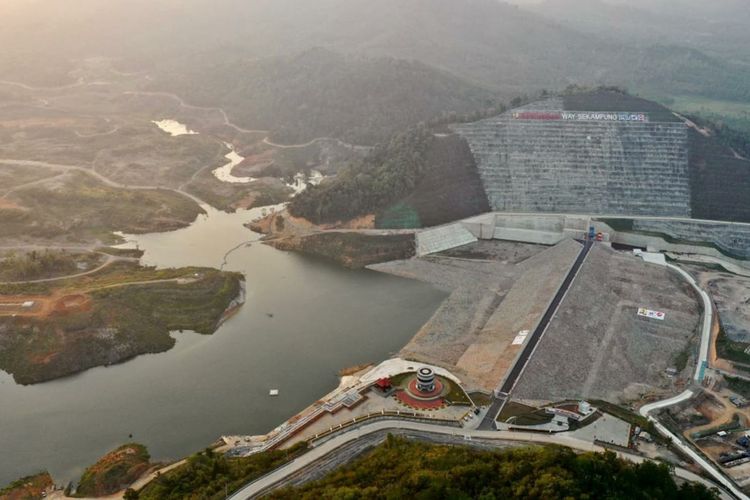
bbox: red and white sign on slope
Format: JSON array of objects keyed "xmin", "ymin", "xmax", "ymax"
[{"xmin": 638, "ymin": 308, "xmax": 666, "ymax": 320}]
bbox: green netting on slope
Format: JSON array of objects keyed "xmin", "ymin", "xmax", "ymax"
[{"xmin": 376, "ymin": 202, "xmax": 422, "ymax": 229}]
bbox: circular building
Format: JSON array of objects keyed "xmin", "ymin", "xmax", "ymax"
[{"xmin": 416, "ymin": 367, "xmax": 436, "ymax": 393}]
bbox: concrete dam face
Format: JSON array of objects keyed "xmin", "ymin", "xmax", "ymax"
[{"xmin": 454, "ymin": 97, "xmax": 691, "ymax": 217}]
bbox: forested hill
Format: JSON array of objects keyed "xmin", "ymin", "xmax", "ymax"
[
  {"xmin": 150, "ymin": 49, "xmax": 499, "ymax": 145},
  {"xmin": 268, "ymin": 436, "xmax": 718, "ymax": 499},
  {"xmin": 287, "ymin": 126, "xmax": 489, "ymax": 227}
]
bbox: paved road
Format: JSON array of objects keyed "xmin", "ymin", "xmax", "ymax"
[
  {"xmin": 227, "ymin": 419, "xmax": 733, "ymax": 500},
  {"xmin": 479, "ymin": 239, "xmax": 593, "ymax": 429},
  {"xmin": 636, "ymin": 263, "xmax": 750, "ymax": 499},
  {"xmin": 667, "ymin": 263, "xmax": 713, "ymax": 383}
]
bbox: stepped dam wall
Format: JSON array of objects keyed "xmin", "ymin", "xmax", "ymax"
[{"xmin": 454, "ymin": 99, "xmax": 691, "ymax": 217}]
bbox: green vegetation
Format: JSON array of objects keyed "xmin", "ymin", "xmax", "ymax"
[
  {"xmin": 688, "ymin": 114, "xmax": 750, "ymax": 160},
  {"xmin": 77, "ymin": 444, "xmax": 150, "ymax": 497},
  {"xmin": 186, "ymin": 171, "xmax": 291, "ymax": 213},
  {"xmin": 272, "ymin": 233, "xmax": 415, "ymax": 269},
  {"xmin": 497, "ymin": 402, "xmax": 553, "ymax": 425},
  {"xmin": 468, "ymin": 392, "xmax": 493, "ymax": 407},
  {"xmin": 0, "ymin": 260, "xmax": 206, "ymax": 295},
  {"xmin": 96, "ymin": 247, "xmax": 145, "ymax": 259},
  {"xmin": 0, "ymin": 250, "xmax": 102, "ymax": 282},
  {"xmin": 289, "ymin": 127, "xmax": 433, "ymax": 224},
  {"xmin": 725, "ymin": 376, "xmax": 750, "ymax": 399},
  {"xmin": 691, "ymin": 414, "xmax": 742, "ymax": 440},
  {"xmin": 289, "ymin": 128, "xmax": 489, "ymax": 227},
  {"xmin": 136, "ymin": 443, "xmax": 307, "ymax": 500},
  {"xmin": 376, "ymin": 202, "xmax": 422, "ymax": 230},
  {"xmin": 673, "ymin": 346, "xmax": 691, "ymax": 373},
  {"xmin": 0, "ymin": 264, "xmax": 242, "ymax": 384},
  {"xmin": 442, "ymin": 378, "xmax": 471, "ymax": 406},
  {"xmin": 0, "ymin": 172, "xmax": 202, "ymax": 243},
  {"xmin": 597, "ymin": 218, "xmax": 746, "ymax": 259},
  {"xmin": 0, "ymin": 471, "xmax": 53, "ymax": 500},
  {"xmin": 269, "ymin": 436, "xmax": 717, "ymax": 499},
  {"xmin": 715, "ymin": 323, "xmax": 750, "ymax": 365},
  {"xmin": 152, "ymin": 48, "xmax": 500, "ymax": 146},
  {"xmin": 658, "ymin": 94, "xmax": 750, "ymax": 138}
]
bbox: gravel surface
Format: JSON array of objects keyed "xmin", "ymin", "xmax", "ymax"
[
  {"xmin": 514, "ymin": 245, "xmax": 701, "ymax": 404},
  {"xmin": 371, "ymin": 240, "xmax": 581, "ymax": 393}
]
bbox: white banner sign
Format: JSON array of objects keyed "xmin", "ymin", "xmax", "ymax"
[
  {"xmin": 638, "ymin": 308, "xmax": 665, "ymax": 320},
  {"xmin": 512, "ymin": 330, "xmax": 530, "ymax": 345}
]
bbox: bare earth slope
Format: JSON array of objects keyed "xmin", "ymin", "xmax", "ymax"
[
  {"xmin": 373, "ymin": 239, "xmax": 580, "ymax": 393},
  {"xmin": 514, "ymin": 245, "xmax": 701, "ymax": 404}
]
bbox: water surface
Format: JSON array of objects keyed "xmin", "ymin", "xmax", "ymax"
[{"xmin": 0, "ymin": 206, "xmax": 445, "ymax": 484}]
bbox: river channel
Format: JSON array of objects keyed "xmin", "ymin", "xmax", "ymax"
[{"xmin": 0, "ymin": 204, "xmax": 445, "ymax": 485}]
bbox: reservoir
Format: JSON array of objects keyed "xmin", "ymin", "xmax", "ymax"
[{"xmin": 0, "ymin": 205, "xmax": 445, "ymax": 484}]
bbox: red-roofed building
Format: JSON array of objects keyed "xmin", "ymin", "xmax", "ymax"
[{"xmin": 375, "ymin": 378, "xmax": 392, "ymax": 390}]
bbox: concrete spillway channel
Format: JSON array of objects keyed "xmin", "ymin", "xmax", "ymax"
[{"xmin": 479, "ymin": 239, "xmax": 594, "ymax": 430}]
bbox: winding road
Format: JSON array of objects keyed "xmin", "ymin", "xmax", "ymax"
[
  {"xmin": 636, "ymin": 263, "xmax": 750, "ymax": 499},
  {"xmin": 0, "ymin": 158, "xmax": 206, "ymax": 206},
  {"xmin": 0, "ymin": 252, "xmax": 135, "ymax": 286}
]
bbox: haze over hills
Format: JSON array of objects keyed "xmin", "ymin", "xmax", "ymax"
[
  {"xmin": 527, "ymin": 0, "xmax": 750, "ymax": 65},
  {"xmin": 2, "ymin": 0, "xmax": 749, "ymax": 107},
  {"xmin": 150, "ymin": 48, "xmax": 500, "ymax": 145}
]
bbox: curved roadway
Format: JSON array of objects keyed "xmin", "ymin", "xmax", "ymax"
[
  {"xmin": 637, "ymin": 263, "xmax": 749, "ymax": 499},
  {"xmin": 228, "ymin": 419, "xmax": 732, "ymax": 500},
  {"xmin": 226, "ymin": 253, "xmax": 742, "ymax": 500}
]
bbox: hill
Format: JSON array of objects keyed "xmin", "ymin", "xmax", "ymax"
[
  {"xmin": 0, "ymin": 472, "xmax": 53, "ymax": 500},
  {"xmin": 290, "ymin": 89, "xmax": 750, "ymax": 226},
  {"xmin": 76, "ymin": 444, "xmax": 150, "ymax": 497},
  {"xmin": 2, "ymin": 0, "xmax": 749, "ymax": 113},
  {"xmin": 150, "ymin": 49, "xmax": 499, "ymax": 145},
  {"xmin": 288, "ymin": 126, "xmax": 489, "ymax": 226},
  {"xmin": 268, "ymin": 436, "xmax": 717, "ymax": 499},
  {"xmin": 528, "ymin": 0, "xmax": 750, "ymax": 65}
]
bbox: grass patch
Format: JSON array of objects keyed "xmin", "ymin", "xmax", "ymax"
[
  {"xmin": 387, "ymin": 371, "xmax": 471, "ymax": 406},
  {"xmin": 468, "ymin": 391, "xmax": 493, "ymax": 407},
  {"xmin": 497, "ymin": 401, "xmax": 538, "ymax": 422},
  {"xmin": 443, "ymin": 378, "xmax": 471, "ymax": 406}
]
